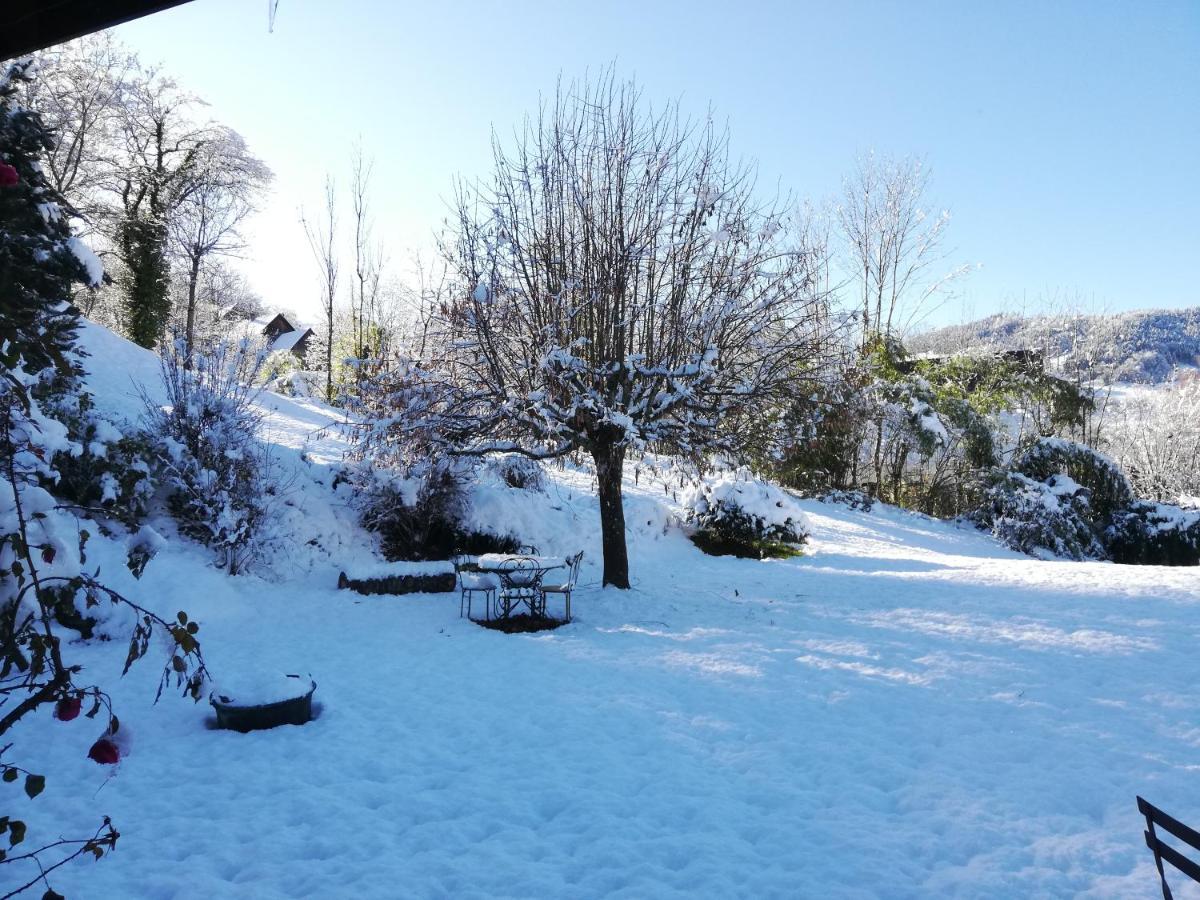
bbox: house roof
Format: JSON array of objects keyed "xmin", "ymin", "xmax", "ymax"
[
  {"xmin": 258, "ymin": 312, "xmax": 295, "ymax": 333},
  {"xmin": 271, "ymin": 328, "xmax": 312, "ymax": 353},
  {"xmin": 3, "ymin": 1, "xmax": 195, "ymax": 60}
]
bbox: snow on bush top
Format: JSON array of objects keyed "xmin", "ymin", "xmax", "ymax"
[{"xmin": 682, "ymin": 470, "xmax": 809, "ymax": 543}]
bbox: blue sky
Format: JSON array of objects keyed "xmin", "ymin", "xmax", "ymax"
[{"xmin": 113, "ymin": 0, "xmax": 1200, "ymax": 328}]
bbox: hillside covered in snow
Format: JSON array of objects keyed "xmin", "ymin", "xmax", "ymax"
[
  {"xmin": 7, "ymin": 320, "xmax": 1198, "ymax": 898},
  {"xmin": 909, "ymin": 307, "xmax": 1200, "ymax": 383}
]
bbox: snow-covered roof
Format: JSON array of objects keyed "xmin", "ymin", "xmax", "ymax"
[{"xmin": 271, "ymin": 328, "xmax": 311, "ymax": 352}]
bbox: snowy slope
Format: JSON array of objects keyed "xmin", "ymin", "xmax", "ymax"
[
  {"xmin": 7, "ymin": 322, "xmax": 1200, "ymax": 899},
  {"xmin": 79, "ymin": 320, "xmax": 348, "ymax": 465}
]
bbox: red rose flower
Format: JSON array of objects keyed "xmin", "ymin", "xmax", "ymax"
[
  {"xmin": 0, "ymin": 164, "xmax": 18, "ymax": 187},
  {"xmin": 54, "ymin": 696, "xmax": 82, "ymax": 721},
  {"xmin": 88, "ymin": 738, "xmax": 120, "ymax": 765}
]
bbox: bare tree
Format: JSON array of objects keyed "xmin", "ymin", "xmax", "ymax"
[
  {"xmin": 359, "ymin": 72, "xmax": 831, "ymax": 588},
  {"xmin": 170, "ymin": 260, "xmax": 264, "ymax": 348},
  {"xmin": 349, "ymin": 142, "xmax": 386, "ymax": 358},
  {"xmin": 169, "ymin": 129, "xmax": 271, "ymax": 356},
  {"xmin": 1103, "ymin": 377, "xmax": 1200, "ymax": 503},
  {"xmin": 837, "ymin": 153, "xmax": 969, "ymax": 347},
  {"xmin": 199, "ymin": 260, "xmax": 264, "ymax": 322},
  {"xmin": 17, "ymin": 33, "xmax": 270, "ymax": 344},
  {"xmin": 17, "ymin": 32, "xmax": 136, "ymax": 224},
  {"xmin": 837, "ymin": 154, "xmax": 971, "ymax": 495},
  {"xmin": 301, "ymin": 177, "xmax": 339, "ymax": 401}
]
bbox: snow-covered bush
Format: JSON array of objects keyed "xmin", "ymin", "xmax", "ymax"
[
  {"xmin": 353, "ymin": 463, "xmax": 521, "ymax": 561},
  {"xmin": 1105, "ymin": 500, "xmax": 1200, "ymax": 566},
  {"xmin": 145, "ymin": 335, "xmax": 274, "ymax": 574},
  {"xmin": 483, "ymin": 454, "xmax": 546, "ymax": 492},
  {"xmin": 772, "ymin": 371, "xmax": 874, "ymax": 496},
  {"xmin": 973, "ymin": 437, "xmax": 1130, "ymax": 561},
  {"xmin": 265, "ymin": 368, "xmax": 322, "ymax": 399},
  {"xmin": 356, "ymin": 465, "xmax": 463, "ymax": 561},
  {"xmin": 975, "ymin": 436, "xmax": 1200, "ymax": 566},
  {"xmin": 48, "ymin": 396, "xmax": 156, "ymax": 525},
  {"xmin": 817, "ymin": 489, "xmax": 876, "ymax": 511},
  {"xmin": 1015, "ymin": 437, "xmax": 1133, "ymax": 525},
  {"xmin": 260, "ymin": 349, "xmax": 325, "ymax": 399},
  {"xmin": 971, "ymin": 469, "xmax": 1107, "ymax": 561},
  {"xmin": 683, "ymin": 471, "xmax": 808, "ymax": 558}
]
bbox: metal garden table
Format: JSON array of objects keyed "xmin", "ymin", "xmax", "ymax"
[{"xmin": 475, "ymin": 554, "xmax": 566, "ymax": 619}]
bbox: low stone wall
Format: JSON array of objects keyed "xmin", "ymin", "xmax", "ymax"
[{"xmin": 337, "ymin": 571, "xmax": 457, "ymax": 596}]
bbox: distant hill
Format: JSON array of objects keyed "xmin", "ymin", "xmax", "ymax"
[{"xmin": 908, "ymin": 307, "xmax": 1200, "ymax": 384}]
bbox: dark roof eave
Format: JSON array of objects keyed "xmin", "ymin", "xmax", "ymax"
[{"xmin": 3, "ymin": 1, "xmax": 196, "ymax": 61}]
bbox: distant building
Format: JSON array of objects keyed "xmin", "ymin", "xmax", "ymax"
[
  {"xmin": 900, "ymin": 347, "xmax": 1045, "ymax": 373},
  {"xmin": 255, "ymin": 313, "xmax": 314, "ymax": 360}
]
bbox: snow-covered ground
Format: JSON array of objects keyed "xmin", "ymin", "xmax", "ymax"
[{"xmin": 8, "ymin": 322, "xmax": 1200, "ymax": 898}]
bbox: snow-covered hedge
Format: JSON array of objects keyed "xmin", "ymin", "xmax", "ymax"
[
  {"xmin": 1106, "ymin": 500, "xmax": 1200, "ymax": 566},
  {"xmin": 682, "ymin": 471, "xmax": 808, "ymax": 556},
  {"xmin": 972, "ymin": 470, "xmax": 1106, "ymax": 561},
  {"xmin": 974, "ymin": 436, "xmax": 1200, "ymax": 565}
]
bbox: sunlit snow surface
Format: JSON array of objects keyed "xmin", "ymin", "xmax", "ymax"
[{"xmin": 10, "ymin": 321, "xmax": 1200, "ymax": 898}]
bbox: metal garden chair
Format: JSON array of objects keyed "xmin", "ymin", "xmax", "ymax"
[
  {"xmin": 453, "ymin": 555, "xmax": 498, "ymax": 620},
  {"xmin": 539, "ymin": 551, "xmax": 583, "ymax": 622},
  {"xmin": 1138, "ymin": 795, "xmax": 1200, "ymax": 899},
  {"xmin": 495, "ymin": 556, "xmax": 545, "ymax": 618}
]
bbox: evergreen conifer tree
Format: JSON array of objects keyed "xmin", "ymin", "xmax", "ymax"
[
  {"xmin": 118, "ymin": 213, "xmax": 170, "ymax": 347},
  {"xmin": 0, "ymin": 59, "xmax": 97, "ymax": 403}
]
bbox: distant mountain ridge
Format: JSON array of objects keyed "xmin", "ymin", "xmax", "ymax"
[{"xmin": 908, "ymin": 307, "xmax": 1200, "ymax": 384}]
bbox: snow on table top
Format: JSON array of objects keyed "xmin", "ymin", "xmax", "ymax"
[{"xmin": 475, "ymin": 553, "xmax": 566, "ymax": 570}]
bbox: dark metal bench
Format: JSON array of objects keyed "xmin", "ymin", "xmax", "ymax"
[{"xmin": 1138, "ymin": 795, "xmax": 1200, "ymax": 900}]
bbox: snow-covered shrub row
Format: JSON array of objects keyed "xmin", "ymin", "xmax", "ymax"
[
  {"xmin": 1106, "ymin": 501, "xmax": 1200, "ymax": 567},
  {"xmin": 682, "ymin": 470, "xmax": 808, "ymax": 557},
  {"xmin": 971, "ymin": 470, "xmax": 1106, "ymax": 561},
  {"xmin": 144, "ymin": 336, "xmax": 275, "ymax": 574},
  {"xmin": 972, "ymin": 437, "xmax": 1200, "ymax": 565}
]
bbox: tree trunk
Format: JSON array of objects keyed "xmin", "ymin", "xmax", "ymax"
[
  {"xmin": 592, "ymin": 441, "xmax": 630, "ymax": 589},
  {"xmin": 185, "ymin": 253, "xmax": 200, "ymax": 360},
  {"xmin": 871, "ymin": 419, "xmax": 885, "ymax": 499},
  {"xmin": 325, "ymin": 305, "xmax": 334, "ymax": 402}
]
